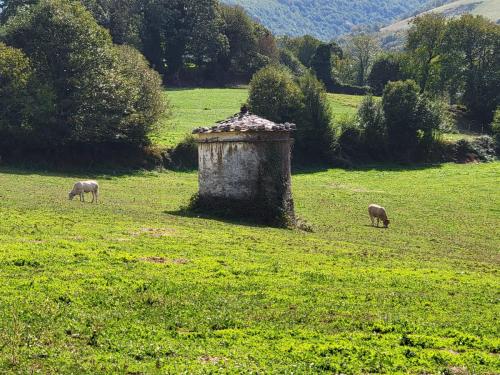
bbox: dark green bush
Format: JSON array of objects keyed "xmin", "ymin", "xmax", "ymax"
[
  {"xmin": 0, "ymin": 42, "xmax": 32, "ymax": 139},
  {"xmin": 279, "ymin": 48, "xmax": 306, "ymax": 77},
  {"xmin": 357, "ymin": 95, "xmax": 387, "ymax": 159},
  {"xmin": 248, "ymin": 65, "xmax": 303, "ymax": 124},
  {"xmin": 454, "ymin": 136, "xmax": 497, "ymax": 163},
  {"xmin": 1, "ymin": 0, "xmax": 165, "ymax": 149},
  {"xmin": 295, "ymin": 72, "xmax": 336, "ymax": 162},
  {"xmin": 163, "ymin": 136, "xmax": 198, "ymax": 170},
  {"xmin": 249, "ymin": 66, "xmax": 336, "ymax": 163},
  {"xmin": 367, "ymin": 53, "xmax": 404, "ymax": 96},
  {"xmin": 383, "ymin": 80, "xmax": 442, "ymax": 160}
]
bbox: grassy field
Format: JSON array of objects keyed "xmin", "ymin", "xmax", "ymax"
[
  {"xmin": 153, "ymin": 88, "xmax": 364, "ymax": 147},
  {"xmin": 0, "ymin": 162, "xmax": 499, "ymax": 373}
]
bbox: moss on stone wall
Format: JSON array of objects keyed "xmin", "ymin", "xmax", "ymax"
[{"xmin": 190, "ymin": 138, "xmax": 295, "ymax": 228}]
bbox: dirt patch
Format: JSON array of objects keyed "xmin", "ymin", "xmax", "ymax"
[
  {"xmin": 139, "ymin": 257, "xmax": 189, "ymax": 265},
  {"xmin": 445, "ymin": 366, "xmax": 469, "ymax": 375},
  {"xmin": 131, "ymin": 228, "xmax": 175, "ymax": 238},
  {"xmin": 199, "ymin": 356, "xmax": 226, "ymax": 365},
  {"xmin": 139, "ymin": 257, "xmax": 168, "ymax": 264}
]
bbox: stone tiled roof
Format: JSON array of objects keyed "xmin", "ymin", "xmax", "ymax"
[{"xmin": 192, "ymin": 111, "xmax": 296, "ymax": 134}]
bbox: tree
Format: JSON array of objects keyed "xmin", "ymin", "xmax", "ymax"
[
  {"xmin": 382, "ymin": 80, "xmax": 441, "ymax": 159},
  {"xmin": 81, "ymin": 0, "xmax": 143, "ymax": 47},
  {"xmin": 220, "ymin": 5, "xmax": 276, "ymax": 79},
  {"xmin": 220, "ymin": 4, "xmax": 257, "ymax": 76},
  {"xmin": 310, "ymin": 43, "xmax": 335, "ymax": 90},
  {"xmin": 279, "ymin": 48, "xmax": 306, "ymax": 77},
  {"xmin": 345, "ymin": 34, "xmax": 379, "ymax": 86},
  {"xmin": 295, "ymin": 72, "xmax": 335, "ymax": 161},
  {"xmin": 2, "ymin": 0, "xmax": 164, "ymax": 146},
  {"xmin": 358, "ymin": 95, "xmax": 385, "ymax": 154},
  {"xmin": 279, "ymin": 35, "xmax": 321, "ymax": 68},
  {"xmin": 441, "ymin": 15, "xmax": 500, "ymax": 125},
  {"xmin": 0, "ymin": 0, "xmax": 37, "ymax": 24},
  {"xmin": 406, "ymin": 13, "xmax": 446, "ymax": 93},
  {"xmin": 141, "ymin": 0, "xmax": 229, "ymax": 82},
  {"xmin": 249, "ymin": 67, "xmax": 336, "ymax": 162},
  {"xmin": 367, "ymin": 53, "xmax": 403, "ymax": 96},
  {"xmin": 248, "ymin": 65, "xmax": 303, "ymax": 124},
  {"xmin": 0, "ymin": 42, "xmax": 32, "ymax": 139}
]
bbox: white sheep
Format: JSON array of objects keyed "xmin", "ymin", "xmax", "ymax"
[
  {"xmin": 368, "ymin": 204, "xmax": 390, "ymax": 228},
  {"xmin": 69, "ymin": 180, "xmax": 99, "ymax": 203}
]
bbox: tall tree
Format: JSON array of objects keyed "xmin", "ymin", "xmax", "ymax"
[
  {"xmin": 367, "ymin": 53, "xmax": 404, "ymax": 95},
  {"xmin": 441, "ymin": 15, "xmax": 500, "ymax": 124},
  {"xmin": 309, "ymin": 42, "xmax": 341, "ymax": 90},
  {"xmin": 81, "ymin": 0, "xmax": 143, "ymax": 47},
  {"xmin": 141, "ymin": 0, "xmax": 228, "ymax": 82},
  {"xmin": 2, "ymin": 0, "xmax": 164, "ymax": 146},
  {"xmin": 406, "ymin": 13, "xmax": 446, "ymax": 93},
  {"xmin": 345, "ymin": 34, "xmax": 379, "ymax": 86}
]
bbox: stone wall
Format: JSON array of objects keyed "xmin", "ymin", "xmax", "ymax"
[{"xmin": 196, "ymin": 131, "xmax": 295, "ymax": 226}]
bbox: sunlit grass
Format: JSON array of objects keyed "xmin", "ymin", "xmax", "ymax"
[{"xmin": 0, "ymin": 162, "xmax": 498, "ymax": 373}]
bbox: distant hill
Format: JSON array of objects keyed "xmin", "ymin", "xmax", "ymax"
[
  {"xmin": 381, "ymin": 0, "xmax": 500, "ymax": 34},
  {"xmin": 223, "ymin": 0, "xmax": 437, "ymax": 40}
]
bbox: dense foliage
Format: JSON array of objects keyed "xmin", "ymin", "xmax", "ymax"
[
  {"xmin": 0, "ymin": 42, "xmax": 32, "ymax": 138},
  {"xmin": 223, "ymin": 0, "xmax": 433, "ymax": 40},
  {"xmin": 0, "ymin": 0, "xmax": 164, "ymax": 151},
  {"xmin": 248, "ymin": 66, "xmax": 335, "ymax": 162},
  {"xmin": 336, "ymin": 80, "xmax": 445, "ymax": 162}
]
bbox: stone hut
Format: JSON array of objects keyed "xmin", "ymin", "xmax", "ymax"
[{"xmin": 192, "ymin": 110, "xmax": 296, "ymax": 226}]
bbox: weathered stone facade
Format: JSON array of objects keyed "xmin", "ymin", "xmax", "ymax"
[{"xmin": 192, "ymin": 112, "xmax": 296, "ymax": 226}]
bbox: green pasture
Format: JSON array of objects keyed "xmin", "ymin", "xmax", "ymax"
[
  {"xmin": 153, "ymin": 88, "xmax": 364, "ymax": 147},
  {"xmin": 0, "ymin": 162, "xmax": 498, "ymax": 373}
]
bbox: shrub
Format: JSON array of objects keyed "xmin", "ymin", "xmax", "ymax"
[
  {"xmin": 337, "ymin": 119, "xmax": 368, "ymax": 162},
  {"xmin": 357, "ymin": 95, "xmax": 386, "ymax": 158},
  {"xmin": 454, "ymin": 136, "xmax": 497, "ymax": 163},
  {"xmin": 295, "ymin": 72, "xmax": 336, "ymax": 161},
  {"xmin": 249, "ymin": 66, "xmax": 337, "ymax": 163},
  {"xmin": 382, "ymin": 80, "xmax": 442, "ymax": 160},
  {"xmin": 163, "ymin": 135, "xmax": 198, "ymax": 170},
  {"xmin": 248, "ymin": 65, "xmax": 303, "ymax": 124},
  {"xmin": 1, "ymin": 0, "xmax": 165, "ymax": 149},
  {"xmin": 368, "ymin": 54, "xmax": 403, "ymax": 96}
]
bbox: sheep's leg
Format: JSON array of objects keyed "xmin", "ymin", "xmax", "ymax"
[
  {"xmin": 95, "ymin": 190, "xmax": 98, "ymax": 204},
  {"xmin": 370, "ymin": 215, "xmax": 375, "ymax": 226},
  {"xmin": 376, "ymin": 218, "xmax": 380, "ymax": 227},
  {"xmin": 81, "ymin": 193, "xmax": 85, "ymax": 202},
  {"xmin": 91, "ymin": 191, "xmax": 95, "ymax": 203}
]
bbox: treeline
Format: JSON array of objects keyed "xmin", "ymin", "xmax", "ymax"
[
  {"xmin": 248, "ymin": 14, "xmax": 499, "ymax": 164},
  {"xmin": 0, "ymin": 0, "xmax": 498, "ymax": 167},
  {"xmin": 1, "ymin": 0, "xmax": 278, "ymax": 85},
  {"xmin": 0, "ymin": 0, "xmax": 165, "ymax": 163},
  {"xmin": 279, "ymin": 14, "xmax": 499, "ymax": 127}
]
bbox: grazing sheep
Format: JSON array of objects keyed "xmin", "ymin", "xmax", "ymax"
[
  {"xmin": 368, "ymin": 204, "xmax": 390, "ymax": 228},
  {"xmin": 69, "ymin": 180, "xmax": 99, "ymax": 203}
]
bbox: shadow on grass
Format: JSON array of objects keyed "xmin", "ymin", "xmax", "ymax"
[
  {"xmin": 164, "ymin": 208, "xmax": 272, "ymax": 229},
  {"xmin": 0, "ymin": 165, "xmax": 187, "ymax": 179},
  {"xmin": 292, "ymin": 162, "xmax": 444, "ymax": 175}
]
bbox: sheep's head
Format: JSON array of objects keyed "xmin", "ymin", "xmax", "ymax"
[
  {"xmin": 383, "ymin": 219, "xmax": 390, "ymax": 228},
  {"xmin": 68, "ymin": 192, "xmax": 75, "ymax": 200}
]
